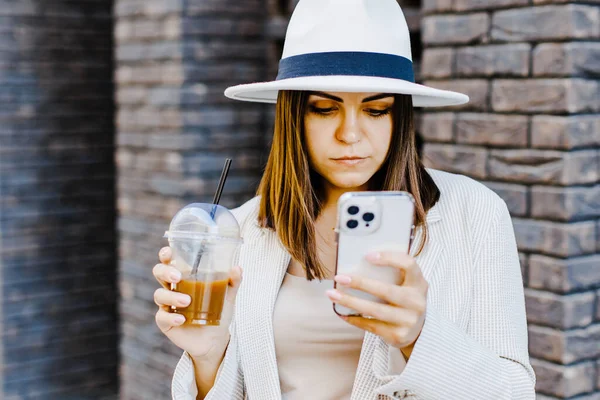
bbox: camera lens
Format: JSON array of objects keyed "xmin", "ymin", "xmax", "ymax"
[
  {"xmin": 346, "ymin": 219, "xmax": 358, "ymax": 229},
  {"xmin": 362, "ymin": 212, "xmax": 375, "ymax": 222},
  {"xmin": 347, "ymin": 206, "xmax": 359, "ymax": 215}
]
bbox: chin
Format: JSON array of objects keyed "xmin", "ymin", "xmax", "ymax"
[{"xmin": 326, "ymin": 172, "xmax": 372, "ymax": 190}]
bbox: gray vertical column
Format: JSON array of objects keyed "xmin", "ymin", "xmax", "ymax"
[
  {"xmin": 0, "ymin": 1, "xmax": 118, "ymax": 399},
  {"xmin": 114, "ymin": 0, "xmax": 268, "ymax": 398},
  {"xmin": 420, "ymin": 0, "xmax": 600, "ymax": 398}
]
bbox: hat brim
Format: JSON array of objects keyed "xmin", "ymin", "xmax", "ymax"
[{"xmin": 224, "ymin": 76, "xmax": 469, "ymax": 107}]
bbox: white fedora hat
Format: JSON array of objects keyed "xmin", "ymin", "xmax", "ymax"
[{"xmin": 224, "ymin": 0, "xmax": 469, "ymax": 107}]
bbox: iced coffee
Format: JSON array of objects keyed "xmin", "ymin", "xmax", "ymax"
[{"xmin": 164, "ymin": 203, "xmax": 242, "ymax": 326}]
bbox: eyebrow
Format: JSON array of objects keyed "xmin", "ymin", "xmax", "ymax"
[{"xmin": 310, "ymin": 92, "xmax": 394, "ymax": 103}]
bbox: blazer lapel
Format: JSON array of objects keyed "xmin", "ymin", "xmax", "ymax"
[
  {"xmin": 352, "ymin": 203, "xmax": 445, "ymax": 398},
  {"xmin": 236, "ymin": 220, "xmax": 290, "ymax": 400}
]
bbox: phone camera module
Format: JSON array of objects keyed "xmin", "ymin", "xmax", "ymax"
[
  {"xmin": 362, "ymin": 212, "xmax": 375, "ymax": 222},
  {"xmin": 346, "ymin": 219, "xmax": 359, "ymax": 229},
  {"xmin": 347, "ymin": 206, "xmax": 359, "ymax": 215}
]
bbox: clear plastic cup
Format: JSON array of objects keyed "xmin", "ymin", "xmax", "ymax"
[{"xmin": 163, "ymin": 203, "xmax": 242, "ymax": 326}]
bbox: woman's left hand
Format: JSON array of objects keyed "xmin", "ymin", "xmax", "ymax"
[{"xmin": 326, "ymin": 251, "xmax": 428, "ymax": 358}]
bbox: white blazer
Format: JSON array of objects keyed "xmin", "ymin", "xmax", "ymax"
[{"xmin": 171, "ymin": 169, "xmax": 536, "ymax": 400}]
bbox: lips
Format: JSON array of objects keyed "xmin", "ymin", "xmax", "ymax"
[
  {"xmin": 331, "ymin": 156, "xmax": 367, "ymax": 166},
  {"xmin": 332, "ymin": 156, "xmax": 366, "ymax": 161}
]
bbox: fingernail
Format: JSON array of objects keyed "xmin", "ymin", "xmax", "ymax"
[
  {"xmin": 178, "ymin": 295, "xmax": 191, "ymax": 306},
  {"xmin": 160, "ymin": 249, "xmax": 168, "ymax": 258},
  {"xmin": 174, "ymin": 315, "xmax": 185, "ymax": 325},
  {"xmin": 334, "ymin": 275, "xmax": 351, "ymax": 285},
  {"xmin": 170, "ymin": 271, "xmax": 181, "ymax": 282},
  {"xmin": 366, "ymin": 252, "xmax": 381, "ymax": 262},
  {"xmin": 326, "ymin": 289, "xmax": 342, "ymax": 300}
]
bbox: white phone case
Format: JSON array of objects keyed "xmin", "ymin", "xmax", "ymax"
[{"xmin": 333, "ymin": 191, "xmax": 415, "ymax": 317}]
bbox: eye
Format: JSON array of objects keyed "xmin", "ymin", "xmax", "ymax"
[
  {"xmin": 308, "ymin": 105, "xmax": 337, "ymax": 117},
  {"xmin": 365, "ymin": 108, "xmax": 391, "ymax": 118}
]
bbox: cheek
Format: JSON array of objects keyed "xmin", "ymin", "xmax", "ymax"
[
  {"xmin": 368, "ymin": 122, "xmax": 393, "ymax": 162},
  {"xmin": 304, "ymin": 118, "xmax": 333, "ymax": 161}
]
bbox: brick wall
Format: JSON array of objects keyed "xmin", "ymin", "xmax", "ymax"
[
  {"xmin": 114, "ymin": 0, "xmax": 268, "ymax": 398},
  {"xmin": 0, "ymin": 1, "xmax": 118, "ymax": 399},
  {"xmin": 420, "ymin": 1, "xmax": 600, "ymax": 398},
  {"xmin": 115, "ymin": 0, "xmax": 599, "ymax": 398}
]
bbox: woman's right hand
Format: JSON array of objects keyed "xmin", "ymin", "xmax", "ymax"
[{"xmin": 153, "ymin": 246, "xmax": 243, "ymax": 360}]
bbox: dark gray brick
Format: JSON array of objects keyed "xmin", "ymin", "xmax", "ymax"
[
  {"xmin": 525, "ymin": 289, "xmax": 596, "ymax": 329},
  {"xmin": 519, "ymin": 252, "xmax": 528, "ymax": 286},
  {"xmin": 492, "ymin": 79, "xmax": 600, "ymax": 113},
  {"xmin": 456, "ymin": 113, "xmax": 528, "ymax": 147},
  {"xmin": 456, "ymin": 44, "xmax": 530, "ymax": 77},
  {"xmin": 488, "ymin": 149, "xmax": 599, "ymax": 185},
  {"xmin": 492, "ymin": 5, "xmax": 600, "ymax": 42},
  {"xmin": 528, "ymin": 254, "xmax": 600, "ymax": 293},
  {"xmin": 597, "ymin": 290, "xmax": 600, "ymax": 322},
  {"xmin": 183, "ymin": 17, "xmax": 263, "ymax": 37},
  {"xmin": 419, "ymin": 112, "xmax": 455, "ymax": 142},
  {"xmin": 533, "ymin": 42, "xmax": 600, "ymax": 77},
  {"xmin": 422, "ymin": 13, "xmax": 490, "ymax": 45},
  {"xmin": 513, "ymin": 219, "xmax": 596, "ymax": 257},
  {"xmin": 531, "ymin": 358, "xmax": 596, "ymax": 398},
  {"xmin": 421, "ymin": 48, "xmax": 454, "ymax": 79},
  {"xmin": 529, "ymin": 324, "xmax": 600, "ymax": 364},
  {"xmin": 531, "ymin": 115, "xmax": 600, "ymax": 150},
  {"xmin": 114, "ymin": 0, "xmax": 184, "ymax": 17},
  {"xmin": 184, "ymin": 0, "xmax": 264, "ymax": 16},
  {"xmin": 454, "ymin": 0, "xmax": 528, "ymax": 10},
  {"xmin": 422, "ymin": 0, "xmax": 453, "ymax": 12},
  {"xmin": 422, "ymin": 143, "xmax": 488, "ymax": 179},
  {"xmin": 422, "ymin": 79, "xmax": 489, "ymax": 111},
  {"xmin": 531, "ymin": 186, "xmax": 600, "ymax": 221}
]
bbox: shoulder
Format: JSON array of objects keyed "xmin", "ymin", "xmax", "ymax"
[
  {"xmin": 230, "ymin": 196, "xmax": 261, "ymax": 231},
  {"xmin": 426, "ymin": 168, "xmax": 507, "ymax": 224}
]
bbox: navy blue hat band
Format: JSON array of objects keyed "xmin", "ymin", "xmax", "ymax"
[{"xmin": 276, "ymin": 51, "xmax": 415, "ymax": 83}]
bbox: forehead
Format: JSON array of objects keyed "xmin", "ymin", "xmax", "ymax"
[{"xmin": 307, "ymin": 91, "xmax": 393, "ymax": 102}]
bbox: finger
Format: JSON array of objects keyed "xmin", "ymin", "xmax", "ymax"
[
  {"xmin": 230, "ymin": 266, "xmax": 243, "ymax": 288},
  {"xmin": 334, "ymin": 275, "xmax": 426, "ymax": 312},
  {"xmin": 344, "ymin": 316, "xmax": 394, "ymax": 338},
  {"xmin": 154, "ymin": 288, "xmax": 191, "ymax": 308},
  {"xmin": 343, "ymin": 316, "xmax": 415, "ymax": 348},
  {"xmin": 225, "ymin": 266, "xmax": 243, "ymax": 303},
  {"xmin": 366, "ymin": 251, "xmax": 423, "ymax": 287},
  {"xmin": 155, "ymin": 309, "xmax": 185, "ymax": 333},
  {"xmin": 158, "ymin": 247, "xmax": 172, "ymax": 264},
  {"xmin": 153, "ymin": 263, "xmax": 182, "ymax": 288},
  {"xmin": 326, "ymin": 289, "xmax": 416, "ymax": 325}
]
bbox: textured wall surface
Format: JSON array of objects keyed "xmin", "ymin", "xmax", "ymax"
[
  {"xmin": 0, "ymin": 0, "xmax": 118, "ymax": 399},
  {"xmin": 420, "ymin": 1, "xmax": 600, "ymax": 398},
  {"xmin": 113, "ymin": 0, "xmax": 599, "ymax": 398},
  {"xmin": 114, "ymin": 0, "xmax": 268, "ymax": 398}
]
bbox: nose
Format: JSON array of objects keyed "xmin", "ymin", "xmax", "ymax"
[{"xmin": 335, "ymin": 109, "xmax": 361, "ymax": 145}]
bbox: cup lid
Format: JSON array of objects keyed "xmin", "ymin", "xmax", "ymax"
[{"xmin": 163, "ymin": 203, "xmax": 242, "ymax": 243}]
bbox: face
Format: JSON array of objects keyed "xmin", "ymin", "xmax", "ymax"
[{"xmin": 304, "ymin": 91, "xmax": 394, "ymax": 191}]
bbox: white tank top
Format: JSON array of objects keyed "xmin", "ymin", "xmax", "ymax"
[{"xmin": 273, "ymin": 272, "xmax": 365, "ymax": 400}]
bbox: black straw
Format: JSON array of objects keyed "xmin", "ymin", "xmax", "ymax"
[
  {"xmin": 210, "ymin": 158, "xmax": 232, "ymax": 219},
  {"xmin": 192, "ymin": 158, "xmax": 232, "ymax": 276}
]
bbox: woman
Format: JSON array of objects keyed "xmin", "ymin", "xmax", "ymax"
[{"xmin": 153, "ymin": 0, "xmax": 536, "ymax": 399}]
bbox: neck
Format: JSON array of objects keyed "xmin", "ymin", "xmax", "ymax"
[{"xmin": 321, "ymin": 181, "xmax": 369, "ymax": 212}]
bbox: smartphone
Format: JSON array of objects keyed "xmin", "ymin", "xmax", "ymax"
[{"xmin": 333, "ymin": 191, "xmax": 416, "ymax": 317}]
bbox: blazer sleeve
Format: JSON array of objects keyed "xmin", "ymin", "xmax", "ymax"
[
  {"xmin": 376, "ymin": 199, "xmax": 536, "ymax": 399},
  {"xmin": 171, "ymin": 318, "xmax": 245, "ymax": 400}
]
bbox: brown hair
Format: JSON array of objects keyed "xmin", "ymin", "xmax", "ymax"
[{"xmin": 257, "ymin": 90, "xmax": 440, "ymax": 280}]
